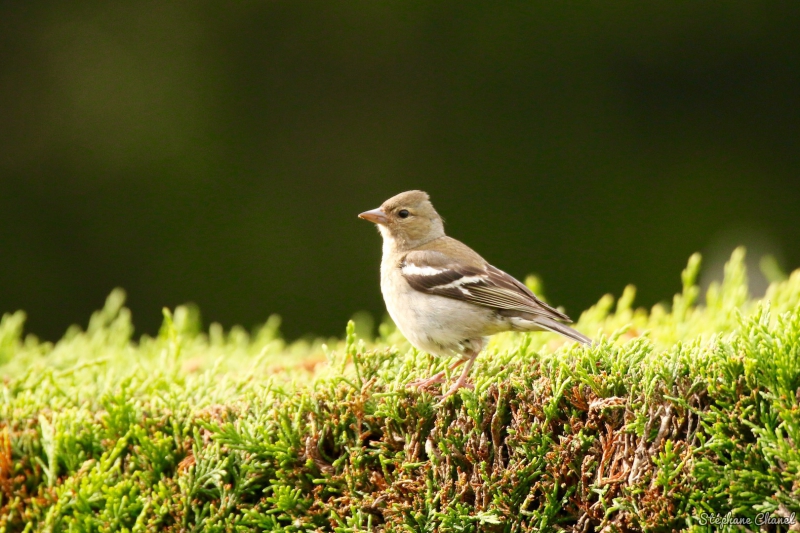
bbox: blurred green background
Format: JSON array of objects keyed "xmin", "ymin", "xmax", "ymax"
[{"xmin": 1, "ymin": 2, "xmax": 798, "ymax": 341}]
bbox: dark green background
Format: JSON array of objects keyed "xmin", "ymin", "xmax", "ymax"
[{"xmin": 1, "ymin": 2, "xmax": 798, "ymax": 341}]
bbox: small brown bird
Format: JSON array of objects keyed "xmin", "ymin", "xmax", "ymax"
[{"xmin": 359, "ymin": 190, "xmax": 590, "ymax": 398}]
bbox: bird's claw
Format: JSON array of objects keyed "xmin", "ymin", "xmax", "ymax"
[
  {"xmin": 406, "ymin": 372, "xmax": 446, "ymax": 389},
  {"xmin": 439, "ymin": 378, "xmax": 474, "ymax": 399}
]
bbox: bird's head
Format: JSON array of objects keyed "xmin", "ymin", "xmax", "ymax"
[{"xmin": 359, "ymin": 190, "xmax": 445, "ymax": 249}]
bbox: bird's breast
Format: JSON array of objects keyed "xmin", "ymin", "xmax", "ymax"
[{"xmin": 379, "ymin": 259, "xmax": 502, "ymax": 357}]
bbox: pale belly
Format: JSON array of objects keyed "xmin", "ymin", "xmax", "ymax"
[{"xmin": 380, "ymin": 269, "xmax": 502, "ymax": 358}]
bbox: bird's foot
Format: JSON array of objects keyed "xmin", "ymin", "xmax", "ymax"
[
  {"xmin": 439, "ymin": 375, "xmax": 474, "ymax": 399},
  {"xmin": 407, "ymin": 371, "xmax": 446, "ymax": 389},
  {"xmin": 437, "ymin": 354, "xmax": 478, "ymax": 402},
  {"xmin": 407, "ymin": 358, "xmax": 468, "ymax": 391}
]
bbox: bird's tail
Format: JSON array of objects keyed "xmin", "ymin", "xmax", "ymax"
[
  {"xmin": 508, "ymin": 315, "xmax": 591, "ymax": 345},
  {"xmin": 532, "ymin": 317, "xmax": 592, "ymax": 345}
]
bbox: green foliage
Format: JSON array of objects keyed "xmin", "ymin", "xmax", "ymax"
[{"xmin": 2, "ymin": 249, "xmax": 799, "ymax": 531}]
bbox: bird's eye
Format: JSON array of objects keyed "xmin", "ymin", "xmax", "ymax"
[{"xmin": 398, "ymin": 209, "xmax": 410, "ymax": 218}]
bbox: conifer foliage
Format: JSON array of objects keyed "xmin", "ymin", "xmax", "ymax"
[{"xmin": 1, "ymin": 249, "xmax": 799, "ymax": 531}]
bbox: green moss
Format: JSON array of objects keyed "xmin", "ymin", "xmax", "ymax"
[{"xmin": 1, "ymin": 248, "xmax": 799, "ymax": 531}]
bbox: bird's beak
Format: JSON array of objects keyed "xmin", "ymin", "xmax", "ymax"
[{"xmin": 358, "ymin": 208, "xmax": 388, "ymax": 225}]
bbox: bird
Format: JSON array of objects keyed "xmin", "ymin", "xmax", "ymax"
[{"xmin": 359, "ymin": 190, "xmax": 591, "ymax": 398}]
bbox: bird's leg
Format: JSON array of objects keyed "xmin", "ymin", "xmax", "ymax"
[
  {"xmin": 439, "ymin": 339, "xmax": 485, "ymax": 399},
  {"xmin": 440, "ymin": 350, "xmax": 478, "ymax": 399},
  {"xmin": 407, "ymin": 358, "xmax": 466, "ymax": 389}
]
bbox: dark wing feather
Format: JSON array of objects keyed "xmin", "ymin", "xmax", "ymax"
[{"xmin": 400, "ymin": 251, "xmax": 572, "ymax": 323}]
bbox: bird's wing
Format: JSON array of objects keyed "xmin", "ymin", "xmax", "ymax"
[{"xmin": 400, "ymin": 250, "xmax": 572, "ymax": 323}]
